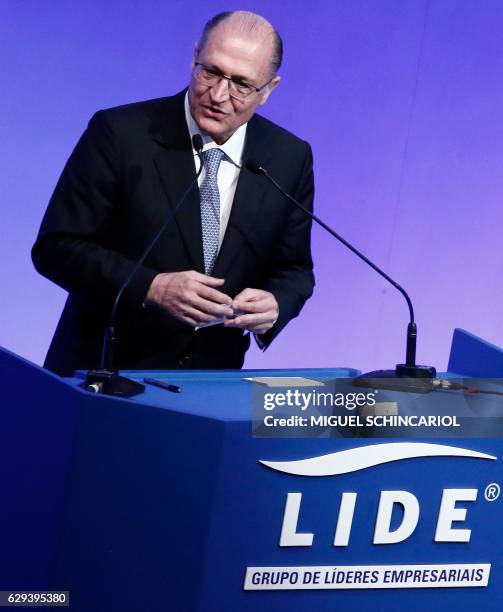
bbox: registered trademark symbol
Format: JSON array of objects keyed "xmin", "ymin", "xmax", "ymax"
[{"xmin": 484, "ymin": 483, "xmax": 501, "ymax": 501}]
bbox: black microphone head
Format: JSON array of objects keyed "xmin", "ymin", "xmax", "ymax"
[
  {"xmin": 192, "ymin": 134, "xmax": 203, "ymax": 153},
  {"xmin": 244, "ymin": 159, "xmax": 264, "ymax": 175}
]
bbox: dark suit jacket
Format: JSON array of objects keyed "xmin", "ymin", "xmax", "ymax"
[{"xmin": 32, "ymin": 90, "xmax": 314, "ymax": 375}]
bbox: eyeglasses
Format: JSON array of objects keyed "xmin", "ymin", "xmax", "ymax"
[{"xmin": 193, "ymin": 62, "xmax": 273, "ymax": 101}]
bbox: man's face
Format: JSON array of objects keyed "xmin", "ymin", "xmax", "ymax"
[{"xmin": 188, "ymin": 26, "xmax": 280, "ymax": 144}]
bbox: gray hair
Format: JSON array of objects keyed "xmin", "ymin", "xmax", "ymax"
[{"xmin": 199, "ymin": 11, "xmax": 283, "ymax": 75}]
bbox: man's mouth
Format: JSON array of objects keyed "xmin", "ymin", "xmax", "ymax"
[{"xmin": 201, "ymin": 105, "xmax": 227, "ymax": 118}]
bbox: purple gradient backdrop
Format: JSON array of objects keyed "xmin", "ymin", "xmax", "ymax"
[{"xmin": 2, "ymin": 0, "xmax": 502, "ymax": 372}]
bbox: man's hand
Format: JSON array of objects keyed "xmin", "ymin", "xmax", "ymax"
[
  {"xmin": 224, "ymin": 288, "xmax": 279, "ymax": 334},
  {"xmin": 145, "ymin": 271, "xmax": 234, "ymax": 326}
]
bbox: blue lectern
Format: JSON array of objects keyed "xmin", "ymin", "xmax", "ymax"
[{"xmin": 0, "ymin": 328, "xmax": 502, "ymax": 611}]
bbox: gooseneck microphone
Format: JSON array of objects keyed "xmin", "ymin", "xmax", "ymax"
[
  {"xmin": 84, "ymin": 134, "xmax": 204, "ymax": 397},
  {"xmin": 244, "ymin": 159, "xmax": 436, "ymax": 391}
]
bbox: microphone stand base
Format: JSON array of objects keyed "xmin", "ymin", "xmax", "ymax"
[
  {"xmin": 83, "ymin": 369, "xmax": 145, "ymax": 398},
  {"xmin": 354, "ymin": 364, "xmax": 437, "ymax": 393},
  {"xmin": 395, "ymin": 364, "xmax": 437, "ymax": 378}
]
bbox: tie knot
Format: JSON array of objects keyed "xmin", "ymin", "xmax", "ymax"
[{"xmin": 202, "ymin": 148, "xmax": 225, "ymax": 176}]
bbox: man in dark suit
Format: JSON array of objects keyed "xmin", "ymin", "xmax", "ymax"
[{"xmin": 32, "ymin": 10, "xmax": 314, "ymax": 376}]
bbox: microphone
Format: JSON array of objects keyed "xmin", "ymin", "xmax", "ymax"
[
  {"xmin": 84, "ymin": 134, "xmax": 204, "ymax": 397},
  {"xmin": 244, "ymin": 159, "xmax": 437, "ymax": 392}
]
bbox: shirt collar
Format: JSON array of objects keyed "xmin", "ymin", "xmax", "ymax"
[{"xmin": 184, "ymin": 91, "xmax": 246, "ymax": 167}]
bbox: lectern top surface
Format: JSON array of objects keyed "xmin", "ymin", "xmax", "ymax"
[{"xmin": 68, "ymin": 367, "xmax": 357, "ymax": 421}]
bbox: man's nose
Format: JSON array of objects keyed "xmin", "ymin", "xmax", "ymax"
[{"xmin": 209, "ymin": 77, "xmax": 231, "ymax": 103}]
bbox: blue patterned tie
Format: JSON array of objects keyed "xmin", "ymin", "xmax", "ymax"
[{"xmin": 200, "ymin": 148, "xmax": 225, "ymax": 274}]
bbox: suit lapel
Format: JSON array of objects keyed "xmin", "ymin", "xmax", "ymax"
[
  {"xmin": 152, "ymin": 92, "xmax": 205, "ymax": 273},
  {"xmin": 212, "ymin": 117, "xmax": 272, "ymax": 278}
]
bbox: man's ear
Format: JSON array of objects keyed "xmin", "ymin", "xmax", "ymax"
[
  {"xmin": 191, "ymin": 41, "xmax": 200, "ymax": 70},
  {"xmin": 259, "ymin": 76, "xmax": 281, "ymax": 106}
]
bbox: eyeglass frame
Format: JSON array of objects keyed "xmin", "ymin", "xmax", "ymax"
[{"xmin": 192, "ymin": 62, "xmax": 275, "ymax": 101}]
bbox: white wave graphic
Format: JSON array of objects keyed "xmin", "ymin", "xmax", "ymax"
[{"xmin": 260, "ymin": 443, "xmax": 496, "ymax": 476}]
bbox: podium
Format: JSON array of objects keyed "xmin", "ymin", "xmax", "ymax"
[{"xmin": 1, "ymin": 329, "xmax": 502, "ymax": 611}]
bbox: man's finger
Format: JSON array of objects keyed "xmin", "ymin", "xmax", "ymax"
[
  {"xmin": 233, "ymin": 287, "xmax": 257, "ymax": 302},
  {"xmin": 188, "ymin": 296, "xmax": 233, "ymax": 318},
  {"xmin": 180, "ymin": 305, "xmax": 222, "ymax": 325},
  {"xmin": 196, "ymin": 284, "xmax": 233, "ymax": 305},
  {"xmin": 233, "ymin": 295, "xmax": 276, "ymax": 314},
  {"xmin": 189, "ymin": 271, "xmax": 226, "ymax": 286},
  {"xmin": 179, "ymin": 313, "xmax": 199, "ymax": 326},
  {"xmin": 232, "ymin": 288, "xmax": 278, "ymax": 314},
  {"xmin": 232, "ymin": 298, "xmax": 269, "ymax": 314}
]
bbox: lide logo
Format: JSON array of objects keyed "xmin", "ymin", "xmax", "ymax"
[{"xmin": 244, "ymin": 442, "xmax": 497, "ymax": 591}]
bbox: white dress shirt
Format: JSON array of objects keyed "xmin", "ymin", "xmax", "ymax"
[{"xmin": 184, "ymin": 92, "xmax": 247, "ymax": 248}]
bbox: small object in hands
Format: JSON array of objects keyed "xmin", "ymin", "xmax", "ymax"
[
  {"xmin": 195, "ymin": 309, "xmax": 244, "ymax": 330},
  {"xmin": 144, "ymin": 377, "xmax": 182, "ymax": 393}
]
